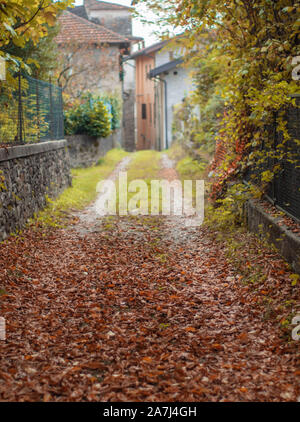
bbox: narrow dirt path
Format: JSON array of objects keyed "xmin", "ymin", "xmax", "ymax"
[
  {"xmin": 74, "ymin": 155, "xmax": 132, "ymax": 235},
  {"xmin": 0, "ymin": 155, "xmax": 299, "ymax": 401}
]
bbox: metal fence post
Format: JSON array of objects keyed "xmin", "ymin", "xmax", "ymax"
[
  {"xmin": 35, "ymin": 78, "xmax": 41, "ymax": 142},
  {"xmin": 59, "ymin": 86, "xmax": 64, "ymax": 139},
  {"xmin": 49, "ymin": 78, "xmax": 54, "ymax": 140},
  {"xmin": 17, "ymin": 71, "xmax": 24, "ymax": 144},
  {"xmin": 272, "ymin": 111, "xmax": 277, "ymax": 203}
]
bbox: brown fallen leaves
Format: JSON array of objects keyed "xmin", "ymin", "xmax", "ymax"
[{"xmin": 0, "ymin": 214, "xmax": 299, "ymax": 402}]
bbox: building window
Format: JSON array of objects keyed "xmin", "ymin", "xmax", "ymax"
[{"xmin": 142, "ymin": 104, "xmax": 147, "ymax": 120}]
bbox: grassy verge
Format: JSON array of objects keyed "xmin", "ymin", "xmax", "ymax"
[
  {"xmin": 31, "ymin": 148, "xmax": 129, "ymax": 227},
  {"xmin": 176, "ymin": 156, "xmax": 206, "ymax": 181},
  {"xmin": 126, "ymin": 150, "xmax": 161, "ymax": 181},
  {"xmin": 166, "ymin": 142, "xmax": 209, "ymax": 209},
  {"xmin": 167, "ymin": 142, "xmax": 209, "ymax": 181}
]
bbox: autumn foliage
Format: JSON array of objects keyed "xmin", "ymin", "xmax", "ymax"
[
  {"xmin": 0, "ymin": 1, "xmax": 72, "ymax": 73},
  {"xmin": 135, "ymin": 0, "xmax": 300, "ymax": 204}
]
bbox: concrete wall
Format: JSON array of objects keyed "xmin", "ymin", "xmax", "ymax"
[
  {"xmin": 123, "ymin": 59, "xmax": 136, "ymax": 152},
  {"xmin": 0, "ymin": 140, "xmax": 71, "ymax": 241},
  {"xmin": 66, "ymin": 131, "xmax": 120, "ymax": 168},
  {"xmin": 122, "ymin": 88, "xmax": 136, "ymax": 152}
]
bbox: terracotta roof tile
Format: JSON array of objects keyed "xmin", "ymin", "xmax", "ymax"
[{"xmin": 56, "ymin": 10, "xmax": 129, "ymax": 44}]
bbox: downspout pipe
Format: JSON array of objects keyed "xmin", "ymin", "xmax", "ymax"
[{"xmin": 161, "ymin": 77, "xmax": 169, "ymax": 150}]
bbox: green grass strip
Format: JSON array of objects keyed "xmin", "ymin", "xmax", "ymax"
[{"xmin": 30, "ymin": 148, "xmax": 129, "ymax": 227}]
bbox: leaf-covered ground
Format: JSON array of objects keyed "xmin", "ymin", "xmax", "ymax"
[{"xmin": 0, "ymin": 157, "xmax": 299, "ymax": 402}]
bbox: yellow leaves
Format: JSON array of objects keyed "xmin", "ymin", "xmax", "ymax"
[
  {"xmin": 168, "ymin": 3, "xmax": 300, "ymax": 208},
  {"xmin": 0, "ymin": 0, "xmax": 71, "ymax": 65},
  {"xmin": 290, "ymin": 274, "xmax": 299, "ymax": 287},
  {"xmin": 261, "ymin": 170, "xmax": 274, "ymax": 184},
  {"xmin": 43, "ymin": 11, "xmax": 57, "ymax": 27},
  {"xmin": 280, "ymin": 319, "xmax": 289, "ymax": 327},
  {"xmin": 281, "ymin": 6, "xmax": 296, "ymax": 13},
  {"xmin": 3, "ymin": 23, "xmax": 16, "ymax": 37}
]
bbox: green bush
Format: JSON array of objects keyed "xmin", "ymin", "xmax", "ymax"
[
  {"xmin": 64, "ymin": 94, "xmax": 111, "ymax": 138},
  {"xmin": 99, "ymin": 93, "xmax": 121, "ymax": 131}
]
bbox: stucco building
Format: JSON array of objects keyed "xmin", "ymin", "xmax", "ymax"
[
  {"xmin": 150, "ymin": 47, "xmax": 193, "ymax": 151},
  {"xmin": 56, "ymin": 1, "xmax": 140, "ymax": 152},
  {"xmin": 84, "ymin": 0, "xmax": 133, "ymax": 38},
  {"xmin": 126, "ymin": 41, "xmax": 167, "ymax": 150},
  {"xmin": 128, "ymin": 39, "xmax": 194, "ymax": 150},
  {"xmin": 56, "ymin": 10, "xmax": 130, "ymax": 97}
]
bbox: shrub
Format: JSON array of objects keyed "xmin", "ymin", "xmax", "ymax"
[
  {"xmin": 64, "ymin": 94, "xmax": 111, "ymax": 138},
  {"xmin": 99, "ymin": 93, "xmax": 121, "ymax": 131}
]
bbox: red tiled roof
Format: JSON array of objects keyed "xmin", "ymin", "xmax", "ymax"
[
  {"xmin": 56, "ymin": 11, "xmax": 129, "ymax": 44},
  {"xmin": 85, "ymin": 0, "xmax": 131, "ymax": 11}
]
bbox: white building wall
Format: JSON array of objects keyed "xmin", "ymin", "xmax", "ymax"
[
  {"xmin": 153, "ymin": 46, "xmax": 193, "ymax": 148},
  {"xmin": 155, "ymin": 50, "xmax": 170, "ymax": 67},
  {"xmin": 161, "ymin": 67, "xmax": 193, "ymax": 147},
  {"xmin": 155, "ymin": 48, "xmax": 182, "ymax": 68},
  {"xmin": 124, "ymin": 59, "xmax": 135, "ymax": 90}
]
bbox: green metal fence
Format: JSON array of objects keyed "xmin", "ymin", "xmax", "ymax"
[
  {"xmin": 0, "ymin": 72, "xmax": 64, "ymax": 146},
  {"xmin": 245, "ymin": 96, "xmax": 300, "ymax": 222}
]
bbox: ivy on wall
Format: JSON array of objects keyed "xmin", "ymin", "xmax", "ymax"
[{"xmin": 136, "ymin": 0, "xmax": 300, "ymax": 208}]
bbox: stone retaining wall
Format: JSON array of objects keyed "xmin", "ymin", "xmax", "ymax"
[
  {"xmin": 66, "ymin": 131, "xmax": 121, "ymax": 168},
  {"xmin": 0, "ymin": 140, "xmax": 71, "ymax": 241},
  {"xmin": 246, "ymin": 199, "xmax": 300, "ymax": 274}
]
